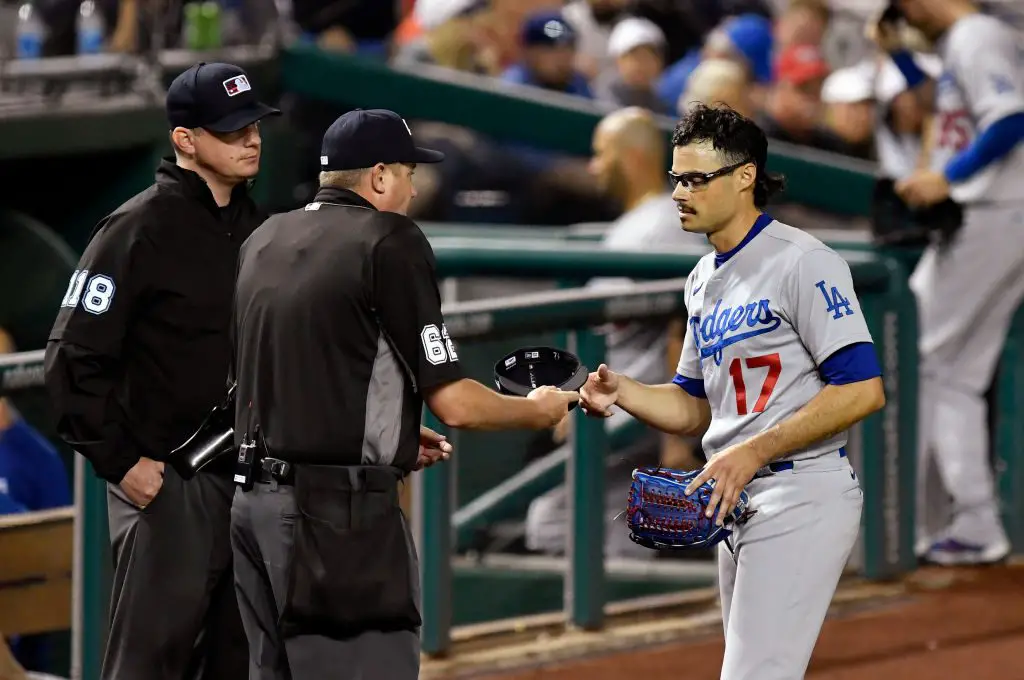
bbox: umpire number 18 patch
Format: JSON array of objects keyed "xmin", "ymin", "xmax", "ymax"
[
  {"xmin": 60, "ymin": 269, "xmax": 116, "ymax": 315},
  {"xmin": 421, "ymin": 324, "xmax": 458, "ymax": 365}
]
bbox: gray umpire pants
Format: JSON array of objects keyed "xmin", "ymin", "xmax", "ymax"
[
  {"xmin": 105, "ymin": 468, "xmax": 248, "ymax": 680},
  {"xmin": 230, "ymin": 482, "xmax": 420, "ymax": 680}
]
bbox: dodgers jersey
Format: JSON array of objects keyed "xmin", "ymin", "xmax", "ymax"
[
  {"xmin": 931, "ymin": 13, "xmax": 1024, "ymax": 204},
  {"xmin": 676, "ymin": 217, "xmax": 875, "ymax": 462}
]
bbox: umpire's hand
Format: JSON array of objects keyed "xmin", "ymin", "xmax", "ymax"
[
  {"xmin": 415, "ymin": 425, "xmax": 453, "ymax": 470},
  {"xmin": 120, "ymin": 457, "xmax": 165, "ymax": 509},
  {"xmin": 527, "ymin": 385, "xmax": 582, "ymax": 428}
]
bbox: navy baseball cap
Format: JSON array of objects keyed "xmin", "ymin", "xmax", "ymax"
[
  {"xmin": 319, "ymin": 109, "xmax": 445, "ymax": 171},
  {"xmin": 166, "ymin": 62, "xmax": 280, "ymax": 133},
  {"xmin": 521, "ymin": 11, "xmax": 577, "ymax": 48}
]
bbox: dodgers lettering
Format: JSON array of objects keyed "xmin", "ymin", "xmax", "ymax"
[{"xmin": 690, "ymin": 298, "xmax": 782, "ymax": 366}]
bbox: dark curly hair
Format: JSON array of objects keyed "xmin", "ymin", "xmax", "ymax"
[{"xmin": 671, "ymin": 103, "xmax": 785, "ymax": 208}]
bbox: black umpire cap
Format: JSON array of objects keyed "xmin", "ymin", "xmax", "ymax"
[
  {"xmin": 319, "ymin": 109, "xmax": 446, "ymax": 171},
  {"xmin": 166, "ymin": 62, "xmax": 280, "ymax": 133}
]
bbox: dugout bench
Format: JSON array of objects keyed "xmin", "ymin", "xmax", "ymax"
[{"xmin": 0, "ymin": 507, "xmax": 75, "ymax": 637}]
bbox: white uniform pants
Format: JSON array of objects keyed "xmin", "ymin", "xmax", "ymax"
[{"xmin": 910, "ymin": 203, "xmax": 1024, "ymax": 547}]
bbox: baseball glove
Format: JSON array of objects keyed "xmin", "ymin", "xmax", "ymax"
[
  {"xmin": 871, "ymin": 177, "xmax": 963, "ymax": 248},
  {"xmin": 625, "ymin": 467, "xmax": 752, "ymax": 551}
]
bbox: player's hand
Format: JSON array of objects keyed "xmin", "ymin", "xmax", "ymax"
[
  {"xmin": 684, "ymin": 445, "xmax": 763, "ymax": 527},
  {"xmin": 579, "ymin": 364, "xmax": 619, "ymax": 418},
  {"xmin": 895, "ymin": 169, "xmax": 951, "ymax": 208},
  {"xmin": 527, "ymin": 385, "xmax": 581, "ymax": 428},
  {"xmin": 865, "ymin": 9, "xmax": 904, "ymax": 52},
  {"xmin": 119, "ymin": 457, "xmax": 165, "ymax": 509},
  {"xmin": 415, "ymin": 425, "xmax": 453, "ymax": 470}
]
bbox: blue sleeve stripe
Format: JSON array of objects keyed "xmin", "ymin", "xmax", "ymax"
[
  {"xmin": 672, "ymin": 373, "xmax": 707, "ymax": 399},
  {"xmin": 890, "ymin": 50, "xmax": 928, "ymax": 89},
  {"xmin": 818, "ymin": 342, "xmax": 882, "ymax": 385},
  {"xmin": 945, "ymin": 112, "xmax": 1024, "ymax": 182}
]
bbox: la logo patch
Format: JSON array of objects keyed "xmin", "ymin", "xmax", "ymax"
[{"xmin": 223, "ymin": 74, "xmax": 251, "ymax": 97}]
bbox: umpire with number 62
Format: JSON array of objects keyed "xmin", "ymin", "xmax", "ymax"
[
  {"xmin": 44, "ymin": 62, "xmax": 279, "ymax": 680},
  {"xmin": 230, "ymin": 108, "xmax": 578, "ymax": 679}
]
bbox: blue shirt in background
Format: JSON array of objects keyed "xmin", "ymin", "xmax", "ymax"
[{"xmin": 0, "ymin": 418, "xmax": 72, "ymax": 513}]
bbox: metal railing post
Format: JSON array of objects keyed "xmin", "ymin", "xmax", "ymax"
[
  {"xmin": 73, "ymin": 456, "xmax": 110, "ymax": 680},
  {"xmin": 566, "ymin": 329, "xmax": 607, "ymax": 630},
  {"xmin": 419, "ymin": 410, "xmax": 453, "ymax": 656}
]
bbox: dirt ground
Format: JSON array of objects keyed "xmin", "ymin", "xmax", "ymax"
[{"xmin": 488, "ymin": 564, "xmax": 1024, "ymax": 680}]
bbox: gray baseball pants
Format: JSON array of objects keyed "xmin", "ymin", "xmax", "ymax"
[
  {"xmin": 105, "ymin": 468, "xmax": 248, "ymax": 680},
  {"xmin": 230, "ymin": 482, "xmax": 420, "ymax": 680}
]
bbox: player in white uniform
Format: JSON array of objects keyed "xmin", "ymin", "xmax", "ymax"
[
  {"xmin": 579, "ymin": 104, "xmax": 886, "ymax": 680},
  {"xmin": 881, "ymin": 0, "xmax": 1024, "ymax": 565}
]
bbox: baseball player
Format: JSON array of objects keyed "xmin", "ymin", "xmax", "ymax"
[
  {"xmin": 878, "ymin": 0, "xmax": 1024, "ymax": 564},
  {"xmin": 580, "ymin": 103, "xmax": 885, "ymax": 680}
]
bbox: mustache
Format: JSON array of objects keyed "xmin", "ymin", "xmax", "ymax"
[{"xmin": 676, "ymin": 203, "xmax": 697, "ymax": 214}]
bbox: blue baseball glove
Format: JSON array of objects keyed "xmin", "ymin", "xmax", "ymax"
[{"xmin": 626, "ymin": 467, "xmax": 752, "ymax": 551}]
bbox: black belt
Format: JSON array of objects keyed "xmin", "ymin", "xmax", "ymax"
[{"xmin": 256, "ymin": 456, "xmax": 295, "ymax": 485}]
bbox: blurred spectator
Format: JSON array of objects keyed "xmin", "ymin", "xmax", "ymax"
[
  {"xmin": 292, "ymin": 0, "xmax": 400, "ymax": 57},
  {"xmin": 773, "ymin": 0, "xmax": 831, "ymax": 50},
  {"xmin": 525, "ymin": 107, "xmax": 706, "ymax": 559},
  {"xmin": 402, "ymin": 0, "xmax": 561, "ymax": 71},
  {"xmin": 594, "ymin": 17, "xmax": 672, "ymax": 114},
  {"xmin": 0, "ymin": 327, "xmax": 71, "ymax": 515},
  {"xmin": 760, "ymin": 43, "xmax": 855, "ymax": 154},
  {"xmin": 0, "ymin": 327, "xmax": 71, "ymax": 676},
  {"xmin": 501, "ymin": 10, "xmax": 592, "ymax": 98},
  {"xmin": 562, "ymin": 0, "xmax": 631, "ymax": 80},
  {"xmin": 679, "ymin": 58, "xmax": 756, "ymax": 118},
  {"xmin": 631, "ymin": 0, "xmax": 773, "ymax": 67},
  {"xmin": 392, "ymin": 1, "xmax": 493, "ymax": 73},
  {"xmin": 0, "ymin": 637, "xmax": 27, "ymax": 680},
  {"xmin": 868, "ymin": 53, "xmax": 942, "ymax": 180},
  {"xmin": 819, "ymin": 60, "xmax": 876, "ymax": 153},
  {"xmin": 656, "ymin": 13, "xmax": 775, "ymax": 116}
]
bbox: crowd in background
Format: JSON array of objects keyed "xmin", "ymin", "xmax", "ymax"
[{"xmin": 9, "ymin": 0, "xmax": 1015, "ymax": 223}]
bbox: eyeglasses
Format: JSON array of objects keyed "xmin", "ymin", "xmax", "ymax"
[{"xmin": 668, "ymin": 159, "xmax": 751, "ymax": 192}]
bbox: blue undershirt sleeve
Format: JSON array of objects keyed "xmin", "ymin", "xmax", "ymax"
[
  {"xmin": 818, "ymin": 342, "xmax": 882, "ymax": 385},
  {"xmin": 672, "ymin": 373, "xmax": 707, "ymax": 399},
  {"xmin": 944, "ymin": 112, "xmax": 1024, "ymax": 182}
]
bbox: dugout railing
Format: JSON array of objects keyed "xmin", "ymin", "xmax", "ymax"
[
  {"xmin": 418, "ymin": 239, "xmax": 918, "ymax": 655},
  {"xmin": 0, "ymin": 241, "xmax": 916, "ymax": 676}
]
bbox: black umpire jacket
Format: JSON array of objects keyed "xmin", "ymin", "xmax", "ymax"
[
  {"xmin": 231, "ymin": 187, "xmax": 463, "ymax": 472},
  {"xmin": 44, "ymin": 159, "xmax": 265, "ymax": 483}
]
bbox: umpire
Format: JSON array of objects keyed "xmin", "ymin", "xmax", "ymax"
[
  {"xmin": 44, "ymin": 63, "xmax": 279, "ymax": 680},
  {"xmin": 230, "ymin": 108, "xmax": 578, "ymax": 679}
]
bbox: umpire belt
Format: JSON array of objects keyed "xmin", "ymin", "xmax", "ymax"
[
  {"xmin": 256, "ymin": 456, "xmax": 295, "ymax": 485},
  {"xmin": 752, "ymin": 447, "xmax": 847, "ymax": 479}
]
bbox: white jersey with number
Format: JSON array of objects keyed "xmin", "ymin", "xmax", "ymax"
[
  {"xmin": 930, "ymin": 13, "xmax": 1024, "ymax": 205},
  {"xmin": 676, "ymin": 218, "xmax": 875, "ymax": 462}
]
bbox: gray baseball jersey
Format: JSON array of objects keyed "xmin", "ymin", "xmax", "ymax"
[
  {"xmin": 913, "ymin": 12, "xmax": 1024, "ymax": 557},
  {"xmin": 931, "ymin": 13, "xmax": 1024, "ymax": 205},
  {"xmin": 676, "ymin": 216, "xmax": 874, "ymax": 461}
]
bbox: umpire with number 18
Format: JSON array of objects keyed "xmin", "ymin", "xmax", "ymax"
[
  {"xmin": 44, "ymin": 63, "xmax": 279, "ymax": 680},
  {"xmin": 230, "ymin": 108, "xmax": 578, "ymax": 679}
]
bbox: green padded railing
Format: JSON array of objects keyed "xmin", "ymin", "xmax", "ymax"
[
  {"xmin": 420, "ymin": 243, "xmax": 918, "ymax": 656},
  {"xmin": 422, "ymin": 227, "xmax": 918, "ymax": 553}
]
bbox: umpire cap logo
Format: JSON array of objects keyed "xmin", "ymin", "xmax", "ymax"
[{"xmin": 223, "ymin": 74, "xmax": 251, "ymax": 97}]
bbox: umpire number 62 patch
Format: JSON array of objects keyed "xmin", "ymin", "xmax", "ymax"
[
  {"xmin": 421, "ymin": 324, "xmax": 459, "ymax": 365},
  {"xmin": 60, "ymin": 269, "xmax": 116, "ymax": 315}
]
